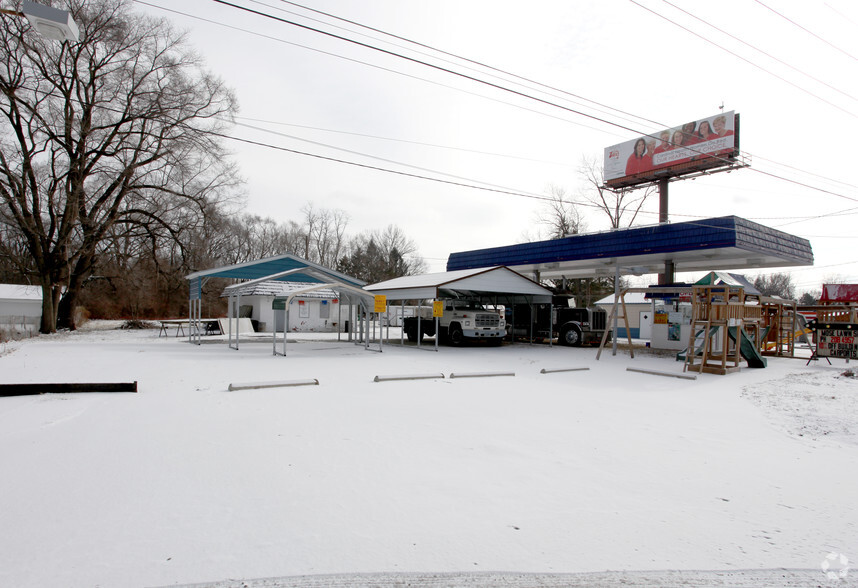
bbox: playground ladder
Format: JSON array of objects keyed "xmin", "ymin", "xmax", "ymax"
[{"xmin": 683, "ymin": 285, "xmax": 743, "ymax": 375}]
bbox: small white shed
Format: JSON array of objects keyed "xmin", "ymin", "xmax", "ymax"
[
  {"xmin": 222, "ymin": 281, "xmax": 344, "ymax": 333},
  {"xmin": 596, "ymin": 291, "xmax": 653, "ymax": 340},
  {"xmin": 0, "ymin": 284, "xmax": 42, "ymax": 336}
]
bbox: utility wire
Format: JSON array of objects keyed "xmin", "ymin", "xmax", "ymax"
[
  {"xmin": 754, "ymin": 0, "xmax": 858, "ymax": 64},
  {"xmin": 271, "ymin": 0, "xmax": 667, "ymax": 130},
  {"xmin": 274, "ymin": 0, "xmax": 858, "ymax": 195},
  {"xmin": 245, "ymin": 0, "xmax": 657, "ymax": 132},
  {"xmin": 134, "ymin": 0, "xmax": 623, "ymax": 139},
  {"xmin": 628, "ymin": 0, "xmax": 858, "ymax": 119},
  {"xmin": 234, "ymin": 115, "xmax": 574, "ymax": 167},
  {"xmin": 219, "ymin": 127, "xmax": 848, "ymax": 233},
  {"xmin": 661, "ymin": 0, "xmax": 858, "ymax": 104},
  {"xmin": 140, "ymin": 1, "xmax": 858, "ymax": 207},
  {"xmin": 232, "ymin": 121, "xmax": 551, "ymax": 195},
  {"xmin": 209, "ymin": 0, "xmax": 857, "ymax": 201}
]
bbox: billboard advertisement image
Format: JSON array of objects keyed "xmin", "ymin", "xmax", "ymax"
[{"xmin": 604, "ymin": 111, "xmax": 739, "ymax": 189}]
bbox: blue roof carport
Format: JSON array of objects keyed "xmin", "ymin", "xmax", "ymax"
[
  {"xmin": 446, "ymin": 216, "xmax": 813, "ymax": 281},
  {"xmin": 185, "ymin": 253, "xmax": 373, "ymax": 353}
]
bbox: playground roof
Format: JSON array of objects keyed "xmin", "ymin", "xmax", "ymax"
[
  {"xmin": 446, "ymin": 216, "xmax": 813, "ymax": 280},
  {"xmin": 694, "ymin": 271, "xmax": 761, "ymax": 295},
  {"xmin": 186, "ymin": 253, "xmax": 365, "ymax": 287},
  {"xmin": 365, "ymin": 266, "xmax": 553, "ymax": 303}
]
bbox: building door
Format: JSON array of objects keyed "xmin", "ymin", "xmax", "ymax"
[{"xmin": 639, "ymin": 310, "xmax": 653, "ymax": 340}]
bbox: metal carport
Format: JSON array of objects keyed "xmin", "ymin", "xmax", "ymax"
[
  {"xmin": 185, "ymin": 254, "xmax": 374, "ymax": 353},
  {"xmin": 365, "ymin": 266, "xmax": 554, "ymax": 350}
]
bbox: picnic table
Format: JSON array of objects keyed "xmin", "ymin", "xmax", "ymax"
[{"xmin": 158, "ymin": 318, "xmax": 220, "ymax": 337}]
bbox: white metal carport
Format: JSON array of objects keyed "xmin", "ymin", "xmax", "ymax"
[
  {"xmin": 222, "ymin": 267, "xmax": 377, "ymax": 355},
  {"xmin": 186, "ymin": 254, "xmax": 375, "ymax": 355},
  {"xmin": 365, "ymin": 266, "xmax": 554, "ymax": 350}
]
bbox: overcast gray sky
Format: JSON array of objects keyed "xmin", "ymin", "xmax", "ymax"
[{"xmin": 137, "ymin": 0, "xmax": 858, "ymax": 294}]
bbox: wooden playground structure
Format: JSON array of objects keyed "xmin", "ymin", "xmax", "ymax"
[{"xmin": 599, "ymin": 285, "xmax": 808, "ymax": 374}]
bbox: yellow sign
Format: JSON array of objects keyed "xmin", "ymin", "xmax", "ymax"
[
  {"xmin": 374, "ymin": 295, "xmax": 387, "ymax": 313},
  {"xmin": 433, "ymin": 301, "xmax": 444, "ymax": 318}
]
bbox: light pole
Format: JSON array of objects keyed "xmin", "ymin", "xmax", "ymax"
[{"xmin": 1, "ymin": 1, "xmax": 79, "ymax": 41}]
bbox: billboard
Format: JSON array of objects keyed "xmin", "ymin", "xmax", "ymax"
[{"xmin": 604, "ymin": 111, "xmax": 739, "ymax": 189}]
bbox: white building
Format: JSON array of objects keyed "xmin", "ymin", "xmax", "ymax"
[
  {"xmin": 222, "ymin": 281, "xmax": 346, "ymax": 333},
  {"xmin": 595, "ymin": 291, "xmax": 653, "ymax": 340},
  {"xmin": 0, "ymin": 284, "xmax": 42, "ymax": 336}
]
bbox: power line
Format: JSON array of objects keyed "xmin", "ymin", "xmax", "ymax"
[
  {"xmin": 661, "ymin": 0, "xmax": 858, "ymax": 104},
  {"xmin": 234, "ymin": 116, "xmax": 573, "ymax": 167},
  {"xmin": 134, "ymin": 0, "xmax": 626, "ymax": 140},
  {"xmin": 207, "ymin": 0, "xmax": 656, "ymax": 139},
  {"xmin": 271, "ymin": 0, "xmax": 667, "ymax": 131},
  {"xmin": 754, "ymin": 0, "xmax": 858, "ymax": 64},
  {"xmin": 219, "ymin": 127, "xmax": 846, "ymax": 235},
  {"xmin": 208, "ymin": 0, "xmax": 858, "ymax": 206},
  {"xmin": 232, "ymin": 120, "xmax": 553, "ymax": 195},
  {"xmin": 273, "ymin": 0, "xmax": 858, "ymax": 199},
  {"xmin": 132, "ymin": 1, "xmax": 858, "ymax": 209},
  {"xmin": 628, "ymin": 0, "xmax": 858, "ymax": 119}
]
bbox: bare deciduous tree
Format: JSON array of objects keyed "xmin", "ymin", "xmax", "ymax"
[
  {"xmin": 338, "ymin": 224, "xmax": 426, "ymax": 283},
  {"xmin": 533, "ymin": 184, "xmax": 585, "ymax": 239},
  {"xmin": 0, "ymin": 0, "xmax": 238, "ymax": 332},
  {"xmin": 578, "ymin": 155, "xmax": 653, "ymax": 229},
  {"xmin": 753, "ymin": 272, "xmax": 796, "ymax": 300}
]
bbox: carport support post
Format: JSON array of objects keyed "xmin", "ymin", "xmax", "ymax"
[
  {"xmin": 549, "ymin": 295, "xmax": 554, "ymax": 347},
  {"xmin": 284, "ymin": 307, "xmax": 289, "ymax": 356},
  {"xmin": 417, "ymin": 303, "xmax": 422, "ymax": 349}
]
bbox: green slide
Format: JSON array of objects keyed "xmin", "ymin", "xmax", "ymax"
[
  {"xmin": 727, "ymin": 326, "xmax": 768, "ymax": 368},
  {"xmin": 676, "ymin": 326, "xmax": 720, "ymax": 362}
]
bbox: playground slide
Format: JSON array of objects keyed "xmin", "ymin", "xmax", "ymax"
[
  {"xmin": 727, "ymin": 326, "xmax": 768, "ymax": 368},
  {"xmin": 677, "ymin": 326, "xmax": 768, "ymax": 368},
  {"xmin": 675, "ymin": 326, "xmax": 720, "ymax": 361}
]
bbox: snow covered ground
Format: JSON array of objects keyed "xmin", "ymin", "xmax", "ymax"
[{"xmin": 0, "ymin": 322, "xmax": 855, "ymax": 587}]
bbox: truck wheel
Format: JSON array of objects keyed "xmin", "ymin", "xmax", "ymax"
[
  {"xmin": 448, "ymin": 325, "xmax": 465, "ymax": 346},
  {"xmin": 560, "ymin": 325, "xmax": 582, "ymax": 347}
]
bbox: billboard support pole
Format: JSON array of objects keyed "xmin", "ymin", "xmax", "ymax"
[
  {"xmin": 658, "ymin": 178, "xmax": 674, "ymax": 285},
  {"xmin": 658, "ymin": 179, "xmax": 669, "ymax": 223}
]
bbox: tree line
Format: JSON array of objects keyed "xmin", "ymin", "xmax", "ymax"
[{"xmin": 0, "ymin": 0, "xmax": 423, "ymax": 332}]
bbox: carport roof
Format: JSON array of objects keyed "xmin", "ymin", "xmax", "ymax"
[
  {"xmin": 365, "ymin": 266, "xmax": 553, "ymax": 302},
  {"xmin": 186, "ymin": 253, "xmax": 365, "ymax": 287},
  {"xmin": 446, "ymin": 216, "xmax": 813, "ymax": 280}
]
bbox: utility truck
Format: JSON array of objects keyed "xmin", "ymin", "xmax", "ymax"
[
  {"xmin": 403, "ymin": 299, "xmax": 505, "ymax": 345},
  {"xmin": 506, "ymin": 295, "xmax": 609, "ymax": 346}
]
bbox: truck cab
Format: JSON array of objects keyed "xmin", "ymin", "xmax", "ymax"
[{"xmin": 403, "ymin": 298, "xmax": 506, "ymax": 345}]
